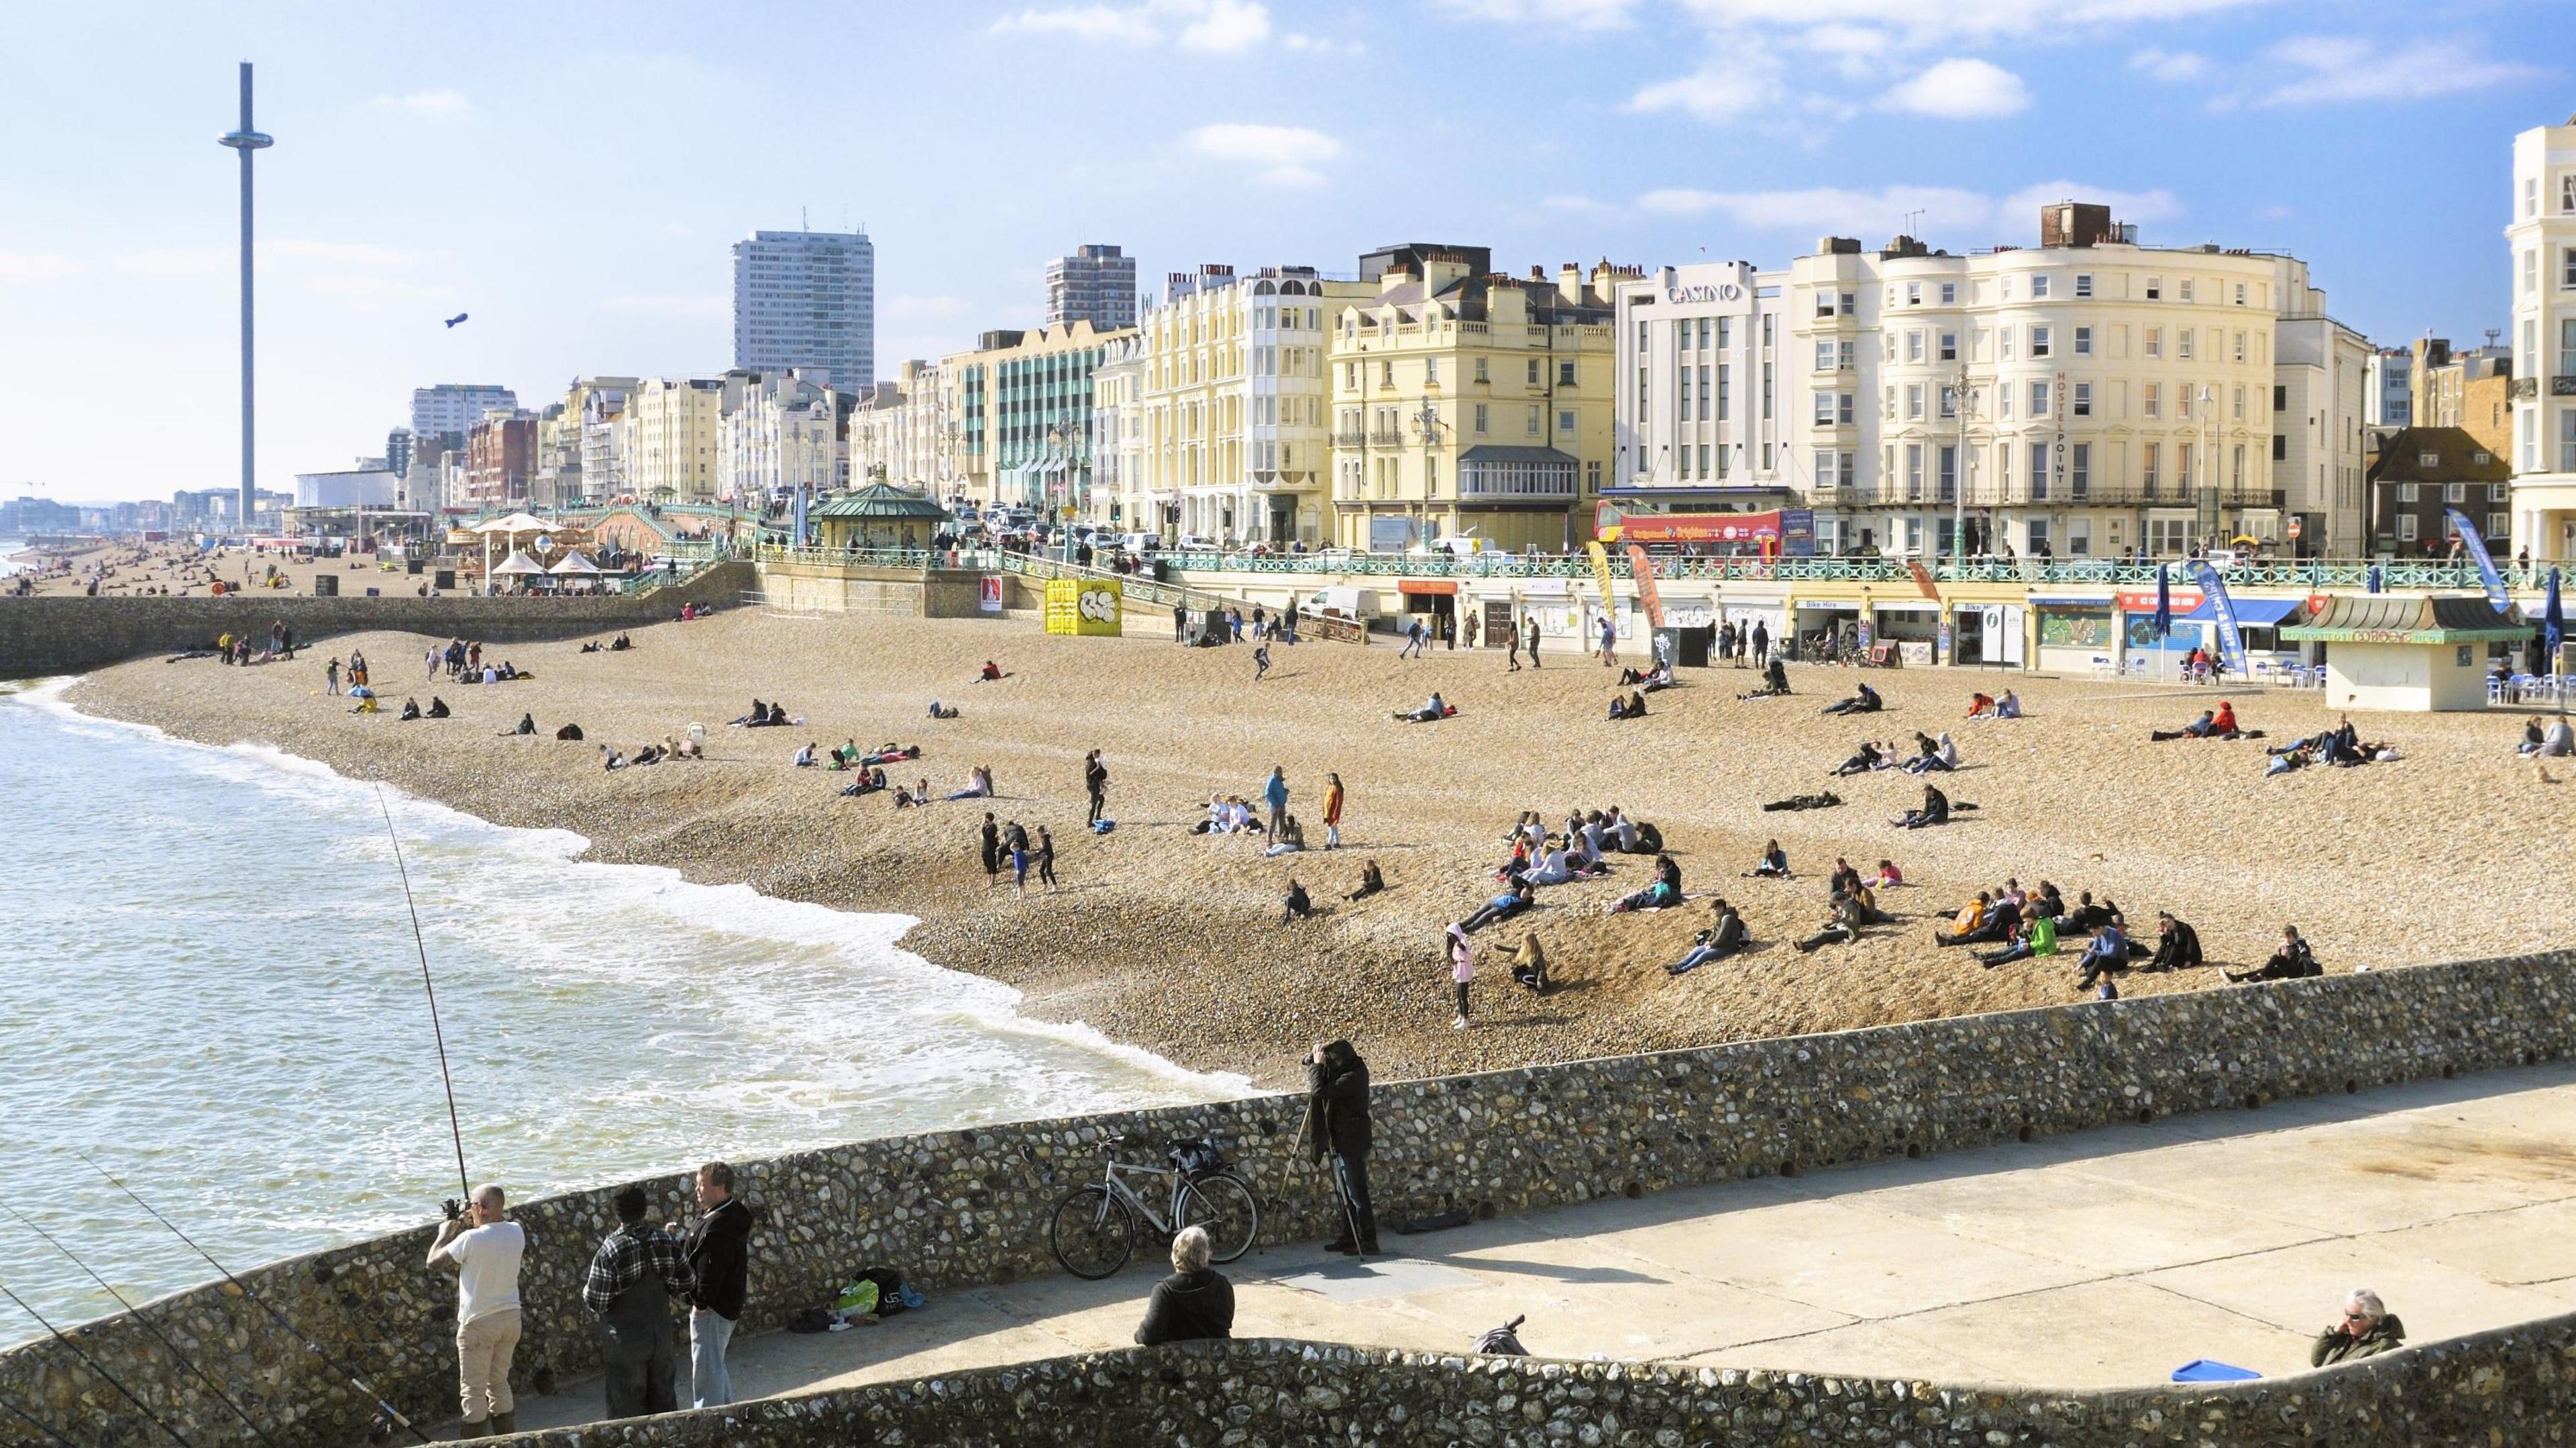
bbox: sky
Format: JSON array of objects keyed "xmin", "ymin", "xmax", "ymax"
[{"xmin": 1, "ymin": 0, "xmax": 2568, "ymax": 503}]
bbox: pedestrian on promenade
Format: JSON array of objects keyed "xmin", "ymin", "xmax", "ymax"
[
  {"xmin": 1525, "ymin": 615, "xmax": 1542, "ymax": 668},
  {"xmin": 1264, "ymin": 766, "xmax": 1291, "ymax": 843},
  {"xmin": 681, "ymin": 1162, "xmax": 751, "ymax": 1408},
  {"xmin": 1464, "ymin": 612, "xmax": 1481, "ymax": 650},
  {"xmin": 1303, "ymin": 1039, "xmax": 1378, "ymax": 1256},
  {"xmin": 583, "ymin": 1186, "xmax": 696, "ymax": 1420},
  {"xmin": 427, "ymin": 1184, "xmax": 526, "ymax": 1437},
  {"xmin": 1322, "ymin": 772, "xmax": 1345, "ymax": 850},
  {"xmin": 1173, "ymin": 602, "xmax": 1188, "ymax": 643},
  {"xmin": 2312, "ymin": 1288, "xmax": 2405, "ymax": 1365},
  {"xmin": 1083, "ymin": 749, "xmax": 1108, "ymax": 825},
  {"xmin": 980, "ymin": 813, "xmax": 1002, "ymax": 883},
  {"xmin": 1036, "ymin": 825, "xmax": 1057, "ymax": 890}
]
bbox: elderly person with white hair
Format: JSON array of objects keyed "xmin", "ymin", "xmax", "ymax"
[
  {"xmin": 2310, "ymin": 1288, "xmax": 2405, "ymax": 1367},
  {"xmin": 1133, "ymin": 1225, "xmax": 1235, "ymax": 1347}
]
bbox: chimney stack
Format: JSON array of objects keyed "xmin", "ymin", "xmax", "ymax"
[{"xmin": 1558, "ymin": 263, "xmax": 1582, "ymax": 304}]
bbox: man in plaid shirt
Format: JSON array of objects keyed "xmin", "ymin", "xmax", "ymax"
[{"xmin": 583, "ymin": 1186, "xmax": 698, "ymax": 1418}]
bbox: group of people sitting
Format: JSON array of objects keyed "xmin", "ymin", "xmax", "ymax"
[
  {"xmin": 733, "ymin": 700, "xmax": 795, "ymax": 728},
  {"xmin": 1818, "ymin": 682, "xmax": 1883, "ymax": 717},
  {"xmin": 452, "ymin": 660, "xmax": 529, "ymax": 685},
  {"xmin": 1790, "ymin": 860, "xmax": 1906, "ymax": 954},
  {"xmin": 1832, "ymin": 731, "xmax": 1959, "ymax": 777},
  {"xmin": 2150, "ymin": 700, "xmax": 2261, "ymax": 742},
  {"xmin": 575, "ymin": 633, "xmax": 635, "ymax": 654},
  {"xmin": 1193, "ymin": 795, "xmax": 1262, "ymax": 835},
  {"xmin": 394, "ymin": 696, "xmax": 453, "ymax": 721},
  {"xmin": 2265, "ymin": 715, "xmax": 2396, "ymax": 775},
  {"xmin": 1735, "ymin": 658, "xmax": 1793, "ymax": 700},
  {"xmin": 1606, "ymin": 688, "xmax": 1652, "ymax": 720},
  {"xmin": 1615, "ymin": 662, "xmax": 1678, "ymax": 692},
  {"xmin": 598, "ymin": 733, "xmax": 700, "ymax": 770},
  {"xmin": 2520, "ymin": 716, "xmax": 2576, "ymax": 757},
  {"xmin": 1964, "ymin": 690, "xmax": 2023, "ymax": 720},
  {"xmin": 797, "ymin": 739, "xmax": 920, "ymax": 772}
]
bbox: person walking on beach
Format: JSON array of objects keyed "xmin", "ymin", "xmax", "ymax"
[
  {"xmin": 980, "ymin": 813, "xmax": 1002, "ymax": 883},
  {"xmin": 1525, "ymin": 615, "xmax": 1542, "ymax": 668},
  {"xmin": 1083, "ymin": 749, "xmax": 1108, "ymax": 825},
  {"xmin": 681, "ymin": 1162, "xmax": 750, "ymax": 1409},
  {"xmin": 1252, "ymin": 641, "xmax": 1271, "ymax": 682},
  {"xmin": 326, "ymin": 656, "xmax": 341, "ymax": 694},
  {"xmin": 1399, "ymin": 618, "xmax": 1428, "ymax": 659},
  {"xmin": 1036, "ymin": 825, "xmax": 1057, "ymax": 890},
  {"xmin": 582, "ymin": 1186, "xmax": 696, "ymax": 1420},
  {"xmin": 1447, "ymin": 923, "xmax": 1475, "ymax": 1029},
  {"xmin": 1596, "ymin": 614, "xmax": 1616, "ymax": 667},
  {"xmin": 1505, "ymin": 618, "xmax": 1521, "ymax": 672},
  {"xmin": 1322, "ymin": 772, "xmax": 1345, "ymax": 850},
  {"xmin": 427, "ymin": 1184, "xmax": 526, "ymax": 1437},
  {"xmin": 1263, "ymin": 766, "xmax": 1291, "ymax": 844},
  {"xmin": 1752, "ymin": 620, "xmax": 1770, "ymax": 668},
  {"xmin": 1303, "ymin": 1040, "xmax": 1379, "ymax": 1256},
  {"xmin": 1006, "ymin": 821, "xmax": 1031, "ymax": 896}
]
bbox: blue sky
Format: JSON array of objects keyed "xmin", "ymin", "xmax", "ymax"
[{"xmin": 1, "ymin": 0, "xmax": 2567, "ymax": 501}]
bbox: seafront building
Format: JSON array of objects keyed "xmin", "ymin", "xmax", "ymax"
[
  {"xmin": 462, "ymin": 411, "xmax": 538, "ymax": 506},
  {"xmin": 1044, "ymin": 244, "xmax": 1138, "ymax": 331},
  {"xmin": 2367, "ymin": 425, "xmax": 2512, "ymax": 554},
  {"xmin": 620, "ymin": 377, "xmax": 726, "ymax": 503},
  {"xmin": 719, "ymin": 368, "xmax": 845, "ymax": 506},
  {"xmin": 410, "ymin": 383, "xmax": 518, "ymax": 450},
  {"xmin": 1612, "ymin": 258, "xmax": 1793, "ymax": 517},
  {"xmin": 2507, "ymin": 116, "xmax": 2576, "ymax": 562},
  {"xmin": 533, "ymin": 376, "xmax": 639, "ymax": 508},
  {"xmin": 1120, "ymin": 263, "xmax": 1363, "ymax": 547},
  {"xmin": 733, "ymin": 229, "xmax": 875, "ymax": 392},
  {"xmin": 847, "ymin": 359, "xmax": 960, "ymax": 498},
  {"xmin": 1329, "ymin": 245, "xmax": 1628, "ymax": 553},
  {"xmin": 2410, "ymin": 337, "xmax": 2514, "ymax": 457},
  {"xmin": 2367, "ymin": 347, "xmax": 2412, "ymax": 429}
]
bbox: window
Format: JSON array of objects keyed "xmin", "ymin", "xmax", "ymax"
[
  {"xmin": 2030, "ymin": 441, "xmax": 2052, "ymax": 501},
  {"xmin": 2074, "ymin": 326, "xmax": 2092, "ymax": 356},
  {"xmin": 1815, "ymin": 340, "xmax": 1835, "ymax": 371},
  {"xmin": 2000, "ymin": 327, "xmax": 2015, "ymax": 361},
  {"xmin": 1380, "ymin": 360, "xmax": 1393, "ymax": 385},
  {"xmin": 2178, "ymin": 329, "xmax": 2194, "ymax": 361},
  {"xmin": 2273, "ymin": 383, "xmax": 2286, "ymax": 411},
  {"xmin": 1588, "ymin": 460, "xmax": 1603, "ymax": 493},
  {"xmin": 1527, "ymin": 359, "xmax": 1542, "ymax": 384},
  {"xmin": 1717, "ymin": 364, "xmax": 1730, "ymax": 419},
  {"xmin": 2527, "ymin": 250, "xmax": 2540, "ymax": 295},
  {"xmin": 2178, "ymin": 279, "xmax": 2195, "ymax": 303},
  {"xmin": 2231, "ymin": 444, "xmax": 2245, "ymax": 489},
  {"xmin": 1474, "ymin": 356, "xmax": 1489, "ymax": 384},
  {"xmin": 1837, "ymin": 391, "xmax": 1854, "ymax": 425},
  {"xmin": 2233, "ymin": 330, "xmax": 2247, "ymax": 363},
  {"xmin": 1424, "ymin": 358, "xmax": 1438, "ymax": 385},
  {"xmin": 2075, "ymin": 274, "xmax": 2094, "ymax": 299},
  {"xmin": 2031, "ymin": 326, "xmax": 2052, "ymax": 358},
  {"xmin": 1839, "ymin": 291, "xmax": 1856, "ymax": 316},
  {"xmin": 1559, "ymin": 409, "xmax": 1576, "ymax": 432},
  {"xmin": 1939, "ymin": 385, "xmax": 1957, "ymax": 420},
  {"xmin": 2398, "ymin": 512, "xmax": 2419, "ymax": 543},
  {"xmin": 2271, "ymin": 434, "xmax": 2286, "ymax": 460},
  {"xmin": 2072, "ymin": 442, "xmax": 2090, "ymax": 499},
  {"xmin": 2232, "ymin": 385, "xmax": 2245, "ymax": 421},
  {"xmin": 1717, "ymin": 318, "xmax": 1732, "ymax": 349},
  {"xmin": 1815, "ymin": 448, "xmax": 1842, "ymax": 487},
  {"xmin": 2418, "ymin": 450, "xmax": 2440, "ymax": 468},
  {"xmin": 1939, "ymin": 331, "xmax": 1957, "ymax": 362},
  {"xmin": 1473, "ymin": 403, "xmax": 1489, "ymax": 434},
  {"xmin": 1525, "ymin": 406, "xmax": 1540, "ymax": 435},
  {"xmin": 2068, "ymin": 517, "xmax": 2092, "ymax": 556},
  {"xmin": 2561, "ymin": 318, "xmax": 2576, "ymax": 377},
  {"xmin": 2476, "ymin": 452, "xmax": 2493, "ymax": 466},
  {"xmin": 2025, "ymin": 518, "xmax": 2050, "ymax": 554},
  {"xmin": 2398, "ymin": 482, "xmax": 2420, "ymax": 502},
  {"xmin": 1697, "ymin": 366, "xmax": 1709, "ymax": 414},
  {"xmin": 2445, "ymin": 482, "xmax": 2466, "ymax": 503},
  {"xmin": 2530, "ymin": 177, "xmax": 2542, "ymax": 217},
  {"xmin": 1904, "ymin": 443, "xmax": 1924, "ymax": 499},
  {"xmin": 2565, "ymin": 410, "xmax": 2576, "ymax": 472},
  {"xmin": 1813, "ymin": 392, "xmax": 1835, "ymax": 425},
  {"xmin": 2031, "ymin": 274, "xmax": 2051, "ymax": 299},
  {"xmin": 2029, "ymin": 380, "xmax": 2050, "ymax": 415},
  {"xmin": 1560, "ymin": 360, "xmax": 1576, "ymax": 386},
  {"xmin": 2492, "ymin": 511, "xmax": 2511, "ymax": 538},
  {"xmin": 2073, "ymin": 382, "xmax": 2092, "ymax": 417},
  {"xmin": 1816, "ymin": 293, "xmax": 1836, "ymax": 319},
  {"xmin": 1939, "ymin": 281, "xmax": 1957, "ymax": 305},
  {"xmin": 1907, "ymin": 383, "xmax": 1925, "ymax": 420},
  {"xmin": 2233, "ymin": 282, "xmax": 2247, "ymax": 306},
  {"xmin": 1838, "ymin": 340, "xmax": 1856, "ymax": 370},
  {"xmin": 2565, "ymin": 174, "xmax": 2576, "ymax": 213},
  {"xmin": 2145, "ymin": 327, "xmax": 2161, "ymax": 358},
  {"xmin": 1906, "ymin": 282, "xmax": 1922, "ymax": 307},
  {"xmin": 1696, "ymin": 319, "xmax": 1711, "ymax": 350},
  {"xmin": 1700, "ymin": 444, "xmax": 1713, "ymax": 476},
  {"xmin": 2563, "ymin": 248, "xmax": 2576, "ymax": 289},
  {"xmin": 2143, "ymin": 442, "xmax": 2160, "ymax": 497},
  {"xmin": 1637, "ymin": 320, "xmax": 1649, "ymax": 354},
  {"xmin": 2145, "ymin": 276, "xmax": 2161, "ymax": 301},
  {"xmin": 1907, "ymin": 331, "xmax": 1925, "ymax": 363},
  {"xmin": 1937, "ymin": 444, "xmax": 1957, "ymax": 501}
]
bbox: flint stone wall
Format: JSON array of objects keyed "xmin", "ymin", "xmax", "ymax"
[
  {"xmin": 483, "ymin": 1324, "xmax": 2576, "ymax": 1448},
  {"xmin": 0, "ymin": 563, "xmax": 754, "ymax": 679},
  {"xmin": 9, "ymin": 947, "xmax": 2575, "ymax": 1447}
]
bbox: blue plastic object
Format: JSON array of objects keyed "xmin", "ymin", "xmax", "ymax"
[{"xmin": 2170, "ymin": 1359, "xmax": 2262, "ymax": 1383}]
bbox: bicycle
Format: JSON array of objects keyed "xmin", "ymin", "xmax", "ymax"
[{"xmin": 1048, "ymin": 1134, "xmax": 1260, "ymax": 1280}]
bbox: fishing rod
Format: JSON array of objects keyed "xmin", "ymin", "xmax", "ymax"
[
  {"xmin": 72, "ymin": 1153, "xmax": 433, "ymax": 1447},
  {"xmin": 0, "ymin": 1275, "xmax": 196, "ymax": 1448},
  {"xmin": 0, "ymin": 1386, "xmax": 85, "ymax": 1448},
  {"xmin": 375, "ymin": 786, "xmax": 472, "ymax": 1206},
  {"xmin": 1, "ymin": 1204, "xmax": 278, "ymax": 1447}
]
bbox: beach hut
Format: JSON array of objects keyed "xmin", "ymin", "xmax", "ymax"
[
  {"xmin": 2279, "ymin": 595, "xmax": 2532, "ymax": 711},
  {"xmin": 810, "ymin": 482, "xmax": 949, "ymax": 553}
]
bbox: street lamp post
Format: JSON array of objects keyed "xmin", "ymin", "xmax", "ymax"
[{"xmin": 219, "ymin": 62, "xmax": 274, "ymax": 536}]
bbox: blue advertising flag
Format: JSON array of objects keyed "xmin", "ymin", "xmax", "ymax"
[
  {"xmin": 2546, "ymin": 567, "xmax": 2565, "ymax": 660},
  {"xmin": 2366, "ymin": 563, "xmax": 2383, "ymax": 594},
  {"xmin": 2444, "ymin": 507, "xmax": 2512, "ymax": 614},
  {"xmin": 792, "ymin": 483, "xmax": 808, "ymax": 547},
  {"xmin": 2153, "ymin": 564, "xmax": 2173, "ymax": 639},
  {"xmin": 2186, "ymin": 560, "xmax": 2249, "ymax": 680}
]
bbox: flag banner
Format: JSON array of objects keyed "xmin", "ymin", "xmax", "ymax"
[
  {"xmin": 1907, "ymin": 558, "xmax": 1939, "ymax": 601},
  {"xmin": 2445, "ymin": 507, "xmax": 2512, "ymax": 615},
  {"xmin": 1623, "ymin": 544, "xmax": 1668, "ymax": 631},
  {"xmin": 1583, "ymin": 540, "xmax": 1619, "ymax": 617},
  {"xmin": 2186, "ymin": 560, "xmax": 2248, "ymax": 678},
  {"xmin": 2153, "ymin": 563, "xmax": 2174, "ymax": 639}
]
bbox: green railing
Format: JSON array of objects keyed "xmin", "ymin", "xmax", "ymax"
[
  {"xmin": 1147, "ymin": 551, "xmax": 2520, "ymax": 592},
  {"xmin": 754, "ymin": 544, "xmax": 945, "ymax": 570}
]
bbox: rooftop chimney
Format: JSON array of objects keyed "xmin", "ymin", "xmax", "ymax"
[
  {"xmin": 1558, "ymin": 263, "xmax": 1582, "ymax": 305},
  {"xmin": 2039, "ymin": 201, "xmax": 2116, "ymax": 248}
]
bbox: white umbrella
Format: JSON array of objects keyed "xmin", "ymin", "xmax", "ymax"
[
  {"xmin": 490, "ymin": 549, "xmax": 549, "ymax": 576},
  {"xmin": 547, "ymin": 550, "xmax": 602, "ymax": 574}
]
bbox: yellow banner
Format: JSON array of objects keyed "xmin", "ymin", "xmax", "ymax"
[{"xmin": 1582, "ymin": 541, "xmax": 1619, "ymax": 619}]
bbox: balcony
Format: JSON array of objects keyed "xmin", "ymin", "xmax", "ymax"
[
  {"xmin": 1367, "ymin": 429, "xmax": 1407, "ymax": 446},
  {"xmin": 2555, "ymin": 376, "xmax": 2576, "ymax": 397},
  {"xmin": 1456, "ymin": 446, "xmax": 1578, "ymax": 503},
  {"xmin": 2512, "ymin": 377, "xmax": 2539, "ymax": 400},
  {"xmin": 1331, "ymin": 429, "xmax": 1366, "ymax": 447}
]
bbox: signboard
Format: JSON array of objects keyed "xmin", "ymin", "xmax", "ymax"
[
  {"xmin": 2116, "ymin": 587, "xmax": 2204, "ymax": 614},
  {"xmin": 1604, "ymin": 508, "xmax": 1793, "ymax": 547},
  {"xmin": 979, "ymin": 575, "xmax": 1004, "ymax": 613}
]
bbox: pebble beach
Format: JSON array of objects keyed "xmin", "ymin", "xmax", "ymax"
[{"xmin": 64, "ymin": 605, "xmax": 2568, "ymax": 1088}]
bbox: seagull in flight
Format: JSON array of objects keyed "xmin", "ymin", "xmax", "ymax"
[{"xmin": 443, "ymin": 313, "xmax": 470, "ymax": 328}]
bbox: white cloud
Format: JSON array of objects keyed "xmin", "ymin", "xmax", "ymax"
[
  {"xmin": 1283, "ymin": 32, "xmax": 1362, "ymax": 54},
  {"xmin": 1796, "ymin": 23, "xmax": 1893, "ymax": 78},
  {"xmin": 2256, "ymin": 34, "xmax": 2542, "ymax": 107},
  {"xmin": 1882, "ymin": 57, "xmax": 2030, "ymax": 117},
  {"xmin": 1184, "ymin": 122, "xmax": 1342, "ymax": 187},
  {"xmin": 370, "ymin": 89, "xmax": 474, "ymax": 123},
  {"xmin": 0, "ymin": 250, "xmax": 82, "ymax": 283},
  {"xmin": 600, "ymin": 295, "xmax": 729, "ymax": 319},
  {"xmin": 1672, "ymin": 0, "xmax": 2275, "ymax": 42},
  {"xmin": 111, "ymin": 250, "xmax": 229, "ymax": 276},
  {"xmin": 2129, "ymin": 46, "xmax": 2209, "ymax": 82},
  {"xmin": 1428, "ymin": 0, "xmax": 1641, "ymax": 28},
  {"xmin": 989, "ymin": 0, "xmax": 1271, "ymax": 54},
  {"xmin": 1627, "ymin": 58, "xmax": 1784, "ymax": 123},
  {"xmin": 1637, "ymin": 180, "xmax": 2180, "ymax": 242}
]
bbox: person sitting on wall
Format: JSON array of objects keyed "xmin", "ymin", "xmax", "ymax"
[
  {"xmin": 2310, "ymin": 1288, "xmax": 2405, "ymax": 1367},
  {"xmin": 1134, "ymin": 1226, "xmax": 1234, "ymax": 1348},
  {"xmin": 1819, "ymin": 682, "xmax": 1882, "ymax": 717},
  {"xmin": 2224, "ymin": 924, "xmax": 2321, "ymax": 983}
]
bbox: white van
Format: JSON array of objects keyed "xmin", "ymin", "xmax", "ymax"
[
  {"xmin": 1416, "ymin": 536, "xmax": 1493, "ymax": 558},
  {"xmin": 1300, "ymin": 586, "xmax": 1381, "ymax": 621}
]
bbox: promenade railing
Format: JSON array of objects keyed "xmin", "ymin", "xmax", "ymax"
[{"xmin": 989, "ymin": 550, "xmax": 1367, "ymax": 644}]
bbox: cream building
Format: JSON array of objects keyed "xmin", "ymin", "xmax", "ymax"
[
  {"xmin": 847, "ymin": 360, "xmax": 961, "ymax": 499},
  {"xmin": 619, "ymin": 377, "xmax": 724, "ymax": 503},
  {"xmin": 1612, "ymin": 260, "xmax": 1793, "ymax": 512},
  {"xmin": 718, "ymin": 368, "xmax": 843, "ymax": 506},
  {"xmin": 1330, "ymin": 245, "xmax": 1627, "ymax": 553},
  {"xmin": 2508, "ymin": 117, "xmax": 2576, "ymax": 562},
  {"xmin": 1090, "ymin": 331, "xmax": 1148, "ymax": 531},
  {"xmin": 1116, "ymin": 264, "xmax": 1363, "ymax": 547},
  {"xmin": 533, "ymin": 376, "xmax": 637, "ymax": 507},
  {"xmin": 1771, "ymin": 202, "xmax": 2366, "ymax": 560}
]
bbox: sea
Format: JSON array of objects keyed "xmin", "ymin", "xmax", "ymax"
[{"xmin": 0, "ymin": 678, "xmax": 1246, "ymax": 1340}]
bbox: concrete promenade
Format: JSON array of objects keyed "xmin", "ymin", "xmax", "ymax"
[{"xmin": 487, "ymin": 1062, "xmax": 2576, "ymax": 1435}]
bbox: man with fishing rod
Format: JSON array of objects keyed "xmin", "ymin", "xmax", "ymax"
[{"xmin": 426, "ymin": 1185, "xmax": 527, "ymax": 1437}]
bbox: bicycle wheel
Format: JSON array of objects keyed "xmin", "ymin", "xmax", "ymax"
[
  {"xmin": 1049, "ymin": 1184, "xmax": 1135, "ymax": 1280},
  {"xmin": 1176, "ymin": 1174, "xmax": 1260, "ymax": 1264}
]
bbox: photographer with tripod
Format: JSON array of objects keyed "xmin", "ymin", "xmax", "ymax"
[
  {"xmin": 426, "ymin": 1184, "xmax": 526, "ymax": 1437},
  {"xmin": 1303, "ymin": 1039, "xmax": 1379, "ymax": 1257}
]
